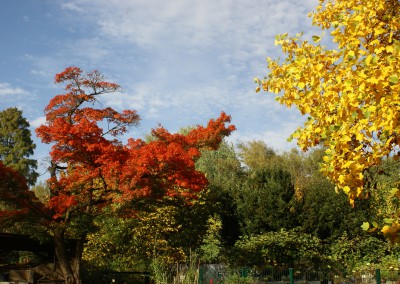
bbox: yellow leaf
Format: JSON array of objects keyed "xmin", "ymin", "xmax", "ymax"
[
  {"xmin": 356, "ymin": 132, "xmax": 363, "ymax": 141},
  {"xmin": 386, "ymin": 45, "xmax": 394, "ymax": 53},
  {"xmin": 343, "ymin": 186, "xmax": 351, "ymax": 194},
  {"xmin": 365, "ymin": 54, "xmax": 373, "ymax": 66},
  {"xmin": 381, "ymin": 225, "xmax": 392, "ymax": 235},
  {"xmin": 375, "ymin": 27, "xmax": 386, "ymax": 36}
]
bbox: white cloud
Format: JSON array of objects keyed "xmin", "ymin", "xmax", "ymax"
[
  {"xmin": 61, "ymin": 2, "xmax": 84, "ymax": 12},
  {"xmin": 63, "ymin": 0, "xmax": 319, "ymax": 60},
  {"xmin": 228, "ymin": 119, "xmax": 303, "ymax": 153},
  {"xmin": 0, "ymin": 83, "xmax": 28, "ymax": 96},
  {"xmin": 29, "ymin": 116, "xmax": 47, "ymax": 128}
]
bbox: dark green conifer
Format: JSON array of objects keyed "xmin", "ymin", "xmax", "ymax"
[{"xmin": 0, "ymin": 107, "xmax": 38, "ymax": 186}]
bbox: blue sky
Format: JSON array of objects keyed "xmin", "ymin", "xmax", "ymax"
[{"xmin": 0, "ymin": 0, "xmax": 321, "ymax": 178}]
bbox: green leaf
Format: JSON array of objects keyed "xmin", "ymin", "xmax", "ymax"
[
  {"xmin": 312, "ymin": 35, "xmax": 321, "ymax": 43},
  {"xmin": 389, "ymin": 76, "xmax": 399, "ymax": 85},
  {"xmin": 361, "ymin": 222, "xmax": 370, "ymax": 231},
  {"xmin": 384, "ymin": 218, "xmax": 394, "ymax": 224}
]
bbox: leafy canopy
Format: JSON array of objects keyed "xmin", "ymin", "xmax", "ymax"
[
  {"xmin": 36, "ymin": 67, "xmax": 235, "ymax": 221},
  {"xmin": 257, "ymin": 1, "xmax": 399, "ymax": 211}
]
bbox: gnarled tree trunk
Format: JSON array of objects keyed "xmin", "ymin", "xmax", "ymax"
[{"xmin": 54, "ymin": 229, "xmax": 78, "ymax": 284}]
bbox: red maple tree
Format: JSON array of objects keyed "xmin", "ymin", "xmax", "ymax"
[{"xmin": 29, "ymin": 67, "xmax": 234, "ymax": 283}]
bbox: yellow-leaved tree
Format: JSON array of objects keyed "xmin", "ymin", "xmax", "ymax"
[{"xmin": 257, "ymin": 0, "xmax": 400, "ymax": 239}]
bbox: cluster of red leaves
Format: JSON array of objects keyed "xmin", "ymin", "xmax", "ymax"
[
  {"xmin": 35, "ymin": 67, "xmax": 235, "ymax": 220},
  {"xmin": 0, "ymin": 162, "xmax": 47, "ymax": 224},
  {"xmin": 47, "ymin": 194, "xmax": 78, "ymax": 219}
]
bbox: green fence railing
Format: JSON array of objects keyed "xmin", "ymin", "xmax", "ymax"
[{"xmin": 197, "ymin": 267, "xmax": 398, "ymax": 284}]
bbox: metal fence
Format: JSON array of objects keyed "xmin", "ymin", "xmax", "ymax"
[
  {"xmin": 81, "ymin": 271, "xmax": 150, "ymax": 284},
  {"xmin": 198, "ymin": 267, "xmax": 400, "ymax": 284},
  {"xmin": 79, "ymin": 267, "xmax": 400, "ymax": 284}
]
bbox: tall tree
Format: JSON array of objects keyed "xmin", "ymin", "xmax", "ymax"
[
  {"xmin": 0, "ymin": 67, "xmax": 235, "ymax": 284},
  {"xmin": 236, "ymin": 166, "xmax": 297, "ymax": 235},
  {"xmin": 256, "ymin": 0, "xmax": 400, "ymax": 236},
  {"xmin": 195, "ymin": 142, "xmax": 243, "ymax": 246},
  {"xmin": 237, "ymin": 140, "xmax": 276, "ymax": 171},
  {"xmin": 0, "ymin": 107, "xmax": 38, "ymax": 186},
  {"xmin": 234, "ymin": 141, "xmax": 298, "ymax": 235}
]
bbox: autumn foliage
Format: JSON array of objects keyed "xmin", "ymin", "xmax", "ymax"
[
  {"xmin": 30, "ymin": 66, "xmax": 236, "ymax": 282},
  {"xmin": 0, "ymin": 161, "xmax": 45, "ymax": 226},
  {"xmin": 36, "ymin": 66, "xmax": 235, "ymax": 219},
  {"xmin": 256, "ymin": 0, "xmax": 399, "ymax": 237}
]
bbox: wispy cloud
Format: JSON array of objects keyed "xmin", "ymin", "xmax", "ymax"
[
  {"xmin": 0, "ymin": 83, "xmax": 28, "ymax": 96},
  {"xmin": 20, "ymin": 0, "xmax": 320, "ymax": 152},
  {"xmin": 62, "ymin": 0, "xmax": 319, "ymax": 70},
  {"xmin": 53, "ymin": 0, "xmax": 319, "ymax": 145},
  {"xmin": 61, "ymin": 2, "xmax": 84, "ymax": 12}
]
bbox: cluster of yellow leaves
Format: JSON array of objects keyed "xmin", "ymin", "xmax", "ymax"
[
  {"xmin": 257, "ymin": 0, "xmax": 400, "ymax": 236},
  {"xmin": 82, "ymin": 204, "xmax": 186, "ymax": 268}
]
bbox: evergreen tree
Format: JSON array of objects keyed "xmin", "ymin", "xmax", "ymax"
[{"xmin": 0, "ymin": 107, "xmax": 38, "ymax": 186}]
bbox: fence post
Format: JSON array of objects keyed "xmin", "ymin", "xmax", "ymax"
[
  {"xmin": 198, "ymin": 267, "xmax": 204, "ymax": 284},
  {"xmin": 241, "ymin": 268, "xmax": 249, "ymax": 278},
  {"xmin": 376, "ymin": 269, "xmax": 381, "ymax": 284},
  {"xmin": 144, "ymin": 272, "xmax": 150, "ymax": 284},
  {"xmin": 289, "ymin": 268, "xmax": 294, "ymax": 284}
]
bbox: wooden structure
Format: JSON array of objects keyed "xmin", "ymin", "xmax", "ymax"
[{"xmin": 0, "ymin": 233, "xmax": 76, "ymax": 284}]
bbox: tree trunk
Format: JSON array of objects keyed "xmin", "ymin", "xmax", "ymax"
[
  {"xmin": 53, "ymin": 229, "xmax": 77, "ymax": 284},
  {"xmin": 71, "ymin": 234, "xmax": 86, "ymax": 283}
]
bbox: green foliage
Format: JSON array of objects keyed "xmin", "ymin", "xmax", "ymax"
[
  {"xmin": 80, "ymin": 140, "xmax": 400, "ymax": 274},
  {"xmin": 150, "ymin": 253, "xmax": 200, "ymax": 284},
  {"xmin": 83, "ymin": 196, "xmax": 212, "ymax": 271},
  {"xmin": 199, "ymin": 215, "xmax": 223, "ymax": 263},
  {"xmin": 221, "ymin": 272, "xmax": 253, "ymax": 284},
  {"xmin": 32, "ymin": 181, "xmax": 50, "ymax": 203},
  {"xmin": 362, "ymin": 158, "xmax": 400, "ymax": 239},
  {"xmin": 150, "ymin": 257, "xmax": 170, "ymax": 284},
  {"xmin": 237, "ymin": 140, "xmax": 276, "ymax": 171},
  {"xmin": 237, "ymin": 167, "xmax": 297, "ymax": 235},
  {"xmin": 299, "ymin": 177, "xmax": 371, "ymax": 241},
  {"xmin": 196, "ymin": 142, "xmax": 243, "ymax": 191},
  {"xmin": 196, "ymin": 142, "xmax": 243, "ymax": 245},
  {"xmin": 295, "ymin": 156, "xmax": 374, "ymax": 241},
  {"xmin": 234, "ymin": 229, "xmax": 325, "ymax": 269},
  {"xmin": 329, "ymin": 233, "xmax": 394, "ymax": 273},
  {"xmin": 0, "ymin": 107, "xmax": 38, "ymax": 185}
]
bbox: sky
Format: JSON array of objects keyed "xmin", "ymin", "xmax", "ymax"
[{"xmin": 0, "ymin": 0, "xmax": 322, "ymax": 179}]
